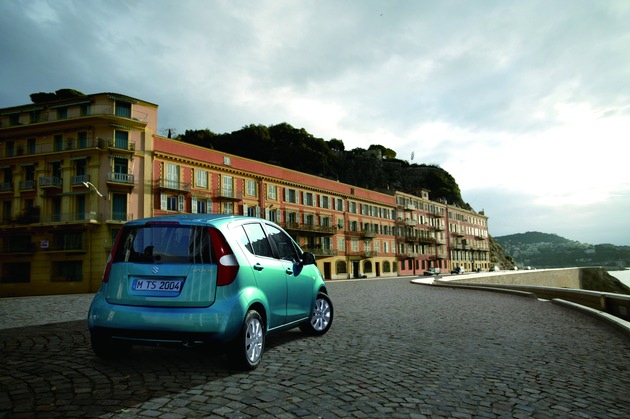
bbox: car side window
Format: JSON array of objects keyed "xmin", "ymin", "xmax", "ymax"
[
  {"xmin": 241, "ymin": 223, "xmax": 274, "ymax": 258},
  {"xmin": 267, "ymin": 225, "xmax": 300, "ymax": 261}
]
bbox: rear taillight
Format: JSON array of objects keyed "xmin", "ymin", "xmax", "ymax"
[
  {"xmin": 102, "ymin": 231, "xmax": 123, "ymax": 283},
  {"xmin": 209, "ymin": 227, "xmax": 239, "ymax": 286}
]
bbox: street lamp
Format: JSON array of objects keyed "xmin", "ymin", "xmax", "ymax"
[{"xmin": 83, "ymin": 181, "xmax": 105, "ymax": 199}]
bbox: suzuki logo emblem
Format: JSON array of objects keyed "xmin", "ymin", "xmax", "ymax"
[{"xmin": 152, "ymin": 266, "xmax": 159, "ymax": 274}]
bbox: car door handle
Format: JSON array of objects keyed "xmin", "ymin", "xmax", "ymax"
[
  {"xmin": 285, "ymin": 268, "xmax": 293, "ymax": 275},
  {"xmin": 254, "ymin": 263, "xmax": 264, "ymax": 271}
]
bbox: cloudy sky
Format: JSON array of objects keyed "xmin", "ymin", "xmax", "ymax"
[{"xmin": 2, "ymin": 0, "xmax": 629, "ymax": 245}]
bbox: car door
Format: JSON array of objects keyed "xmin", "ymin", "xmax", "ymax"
[
  {"xmin": 264, "ymin": 224, "xmax": 313, "ymax": 323},
  {"xmin": 237, "ymin": 222, "xmax": 288, "ymax": 329}
]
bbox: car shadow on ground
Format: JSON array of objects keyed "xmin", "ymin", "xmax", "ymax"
[{"xmin": 0, "ymin": 320, "xmax": 313, "ymax": 417}]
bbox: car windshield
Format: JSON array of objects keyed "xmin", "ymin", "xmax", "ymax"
[{"xmin": 113, "ymin": 224, "xmax": 212, "ymax": 264}]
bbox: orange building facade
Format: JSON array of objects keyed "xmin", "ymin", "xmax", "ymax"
[{"xmin": 0, "ymin": 92, "xmax": 489, "ymax": 296}]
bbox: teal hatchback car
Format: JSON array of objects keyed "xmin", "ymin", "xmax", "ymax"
[{"xmin": 88, "ymin": 214, "xmax": 333, "ymax": 369}]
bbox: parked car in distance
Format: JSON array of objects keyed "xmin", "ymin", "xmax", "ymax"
[
  {"xmin": 88, "ymin": 214, "xmax": 333, "ymax": 370},
  {"xmin": 450, "ymin": 266, "xmax": 465, "ymax": 275},
  {"xmin": 423, "ymin": 267, "xmax": 441, "ymax": 276}
]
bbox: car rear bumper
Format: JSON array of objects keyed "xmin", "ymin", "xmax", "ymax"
[{"xmin": 87, "ymin": 292, "xmax": 246, "ymax": 345}]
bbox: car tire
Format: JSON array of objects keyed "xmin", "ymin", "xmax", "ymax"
[
  {"xmin": 300, "ymin": 292, "xmax": 333, "ymax": 336},
  {"xmin": 228, "ymin": 310, "xmax": 265, "ymax": 370},
  {"xmin": 91, "ymin": 334, "xmax": 131, "ymax": 358}
]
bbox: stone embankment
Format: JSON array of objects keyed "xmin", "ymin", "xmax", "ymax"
[
  {"xmin": 422, "ymin": 267, "xmax": 630, "ymax": 335},
  {"xmin": 444, "ymin": 267, "xmax": 630, "ymax": 294}
]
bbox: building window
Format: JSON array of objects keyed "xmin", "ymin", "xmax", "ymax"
[
  {"xmin": 304, "ymin": 192, "xmax": 314, "ymax": 206},
  {"xmin": 52, "ymin": 231, "xmax": 83, "ymax": 251},
  {"xmin": 80, "ymin": 104, "xmax": 90, "ymax": 116},
  {"xmin": 115, "ymin": 101, "xmax": 132, "ymax": 118},
  {"xmin": 383, "ymin": 261, "xmax": 391, "ymax": 273},
  {"xmin": 191, "ymin": 197, "xmax": 212, "ymax": 214},
  {"xmin": 77, "ymin": 131, "xmax": 88, "ymax": 148},
  {"xmin": 52, "ymin": 260, "xmax": 82, "ymax": 282},
  {"xmin": 165, "ymin": 163, "xmax": 180, "ymax": 189},
  {"xmin": 1, "ymin": 262, "xmax": 30, "ymax": 283},
  {"xmin": 222, "ymin": 202, "xmax": 234, "ymax": 214},
  {"xmin": 112, "ymin": 193, "xmax": 127, "ymax": 221},
  {"xmin": 267, "ymin": 184, "xmax": 277, "ymax": 200},
  {"xmin": 246, "ymin": 180, "xmax": 257, "ymax": 197},
  {"xmin": 336, "ymin": 261, "xmax": 347, "ymax": 274},
  {"xmin": 285, "ymin": 188, "xmax": 297, "ymax": 203},
  {"xmin": 57, "ymin": 107, "xmax": 68, "ymax": 120},
  {"xmin": 114, "ymin": 130, "xmax": 129, "ymax": 149},
  {"xmin": 54, "ymin": 134, "xmax": 63, "ymax": 152},
  {"xmin": 27, "ymin": 138, "xmax": 36, "ymax": 154},
  {"xmin": 195, "ymin": 170, "xmax": 208, "ymax": 188},
  {"xmin": 222, "ymin": 175, "xmax": 233, "ymax": 197}
]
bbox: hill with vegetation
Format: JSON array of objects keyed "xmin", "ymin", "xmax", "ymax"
[
  {"xmin": 178, "ymin": 123, "xmax": 470, "ymax": 209},
  {"xmin": 494, "ymin": 232, "xmax": 630, "ymax": 269}
]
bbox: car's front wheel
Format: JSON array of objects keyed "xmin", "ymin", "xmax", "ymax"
[
  {"xmin": 300, "ymin": 292, "xmax": 333, "ymax": 336},
  {"xmin": 228, "ymin": 310, "xmax": 265, "ymax": 370}
]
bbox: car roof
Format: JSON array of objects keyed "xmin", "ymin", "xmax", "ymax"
[{"xmin": 123, "ymin": 214, "xmax": 254, "ymax": 227}]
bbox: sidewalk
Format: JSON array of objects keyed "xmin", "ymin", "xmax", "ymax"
[{"xmin": 0, "ymin": 293, "xmax": 95, "ymax": 330}]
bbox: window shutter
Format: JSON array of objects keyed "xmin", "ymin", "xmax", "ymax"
[
  {"xmin": 178, "ymin": 195, "xmax": 184, "ymax": 212},
  {"xmin": 160, "ymin": 193, "xmax": 167, "ymax": 210},
  {"xmin": 191, "ymin": 196, "xmax": 197, "ymax": 214}
]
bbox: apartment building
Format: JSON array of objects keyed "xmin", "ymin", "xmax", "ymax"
[
  {"xmin": 152, "ymin": 136, "xmax": 400, "ymax": 281},
  {"xmin": 0, "ymin": 92, "xmax": 157, "ymax": 296},
  {"xmin": 0, "ymin": 91, "xmax": 489, "ymax": 297}
]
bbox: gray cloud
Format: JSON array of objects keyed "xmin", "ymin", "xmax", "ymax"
[{"xmin": 2, "ymin": 0, "xmax": 629, "ymax": 245}]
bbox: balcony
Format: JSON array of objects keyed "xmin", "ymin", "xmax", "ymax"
[
  {"xmin": 44, "ymin": 241, "xmax": 87, "ymax": 253},
  {"xmin": 107, "ymin": 172, "xmax": 135, "ymax": 185},
  {"xmin": 106, "ymin": 138, "xmax": 135, "ymax": 152},
  {"xmin": 39, "ymin": 212, "xmax": 102, "ymax": 224},
  {"xmin": 71, "ymin": 174, "xmax": 90, "ymax": 185},
  {"xmin": 213, "ymin": 188, "xmax": 241, "ymax": 201},
  {"xmin": 361, "ymin": 230, "xmax": 376, "ymax": 240},
  {"xmin": 0, "ymin": 137, "xmax": 104, "ymax": 159},
  {"xmin": 154, "ymin": 179, "xmax": 190, "ymax": 193},
  {"xmin": 39, "ymin": 176, "xmax": 62, "ymax": 189},
  {"xmin": 282, "ymin": 222, "xmax": 337, "ymax": 236},
  {"xmin": 0, "ymin": 182, "xmax": 13, "ymax": 193},
  {"xmin": 304, "ymin": 247, "xmax": 338, "ymax": 258},
  {"xmin": 18, "ymin": 180, "xmax": 36, "ymax": 191},
  {"xmin": 107, "ymin": 212, "xmax": 134, "ymax": 223},
  {"xmin": 418, "ymin": 234, "xmax": 436, "ymax": 244},
  {"xmin": 1, "ymin": 104, "xmax": 148, "ymax": 130}
]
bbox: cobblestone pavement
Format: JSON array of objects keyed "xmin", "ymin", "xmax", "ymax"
[{"xmin": 1, "ymin": 278, "xmax": 630, "ymax": 418}]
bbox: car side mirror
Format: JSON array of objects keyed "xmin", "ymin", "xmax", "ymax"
[{"xmin": 301, "ymin": 252, "xmax": 316, "ymax": 266}]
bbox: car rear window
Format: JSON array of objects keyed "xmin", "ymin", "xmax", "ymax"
[{"xmin": 113, "ymin": 224, "xmax": 212, "ymax": 264}]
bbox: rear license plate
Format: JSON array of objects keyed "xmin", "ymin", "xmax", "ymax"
[{"xmin": 133, "ymin": 279, "xmax": 182, "ymax": 293}]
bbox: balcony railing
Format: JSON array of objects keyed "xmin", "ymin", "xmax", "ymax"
[
  {"xmin": 71, "ymin": 174, "xmax": 90, "ymax": 185},
  {"xmin": 39, "ymin": 176, "xmax": 62, "ymax": 188},
  {"xmin": 108, "ymin": 212, "xmax": 134, "ymax": 222},
  {"xmin": 213, "ymin": 188, "xmax": 242, "ymax": 200},
  {"xmin": 18, "ymin": 180, "xmax": 36, "ymax": 191},
  {"xmin": 0, "ymin": 182, "xmax": 13, "ymax": 192},
  {"xmin": 107, "ymin": 172, "xmax": 135, "ymax": 184},
  {"xmin": 38, "ymin": 212, "xmax": 103, "ymax": 223},
  {"xmin": 0, "ymin": 104, "xmax": 149, "ymax": 129},
  {"xmin": 304, "ymin": 247, "xmax": 338, "ymax": 257},
  {"xmin": 282, "ymin": 222, "xmax": 337, "ymax": 235},
  {"xmin": 155, "ymin": 179, "xmax": 191, "ymax": 192}
]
